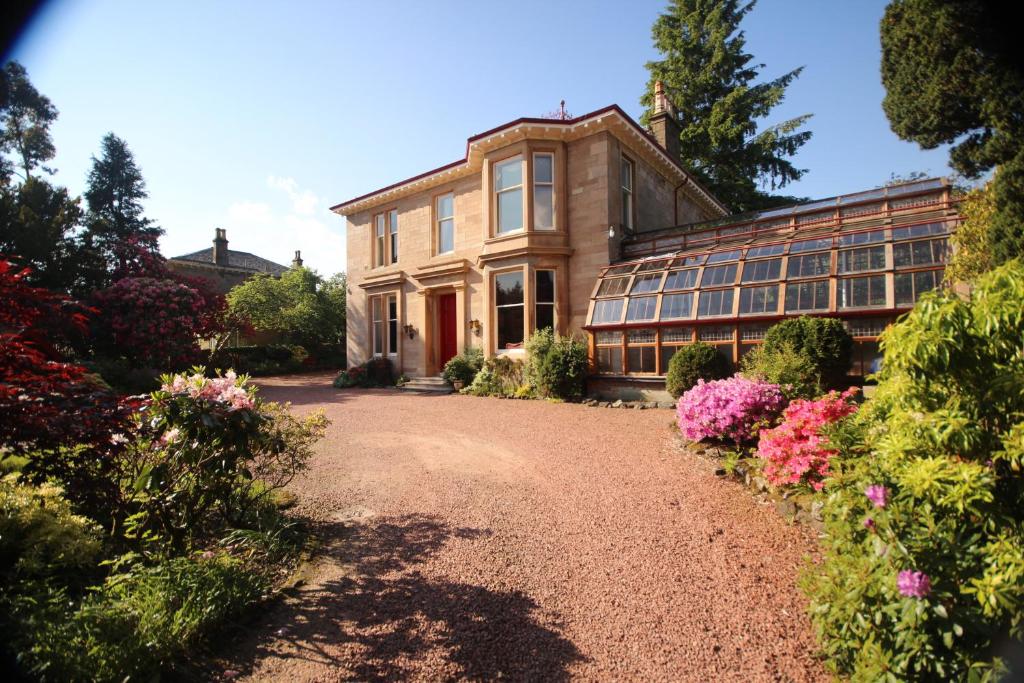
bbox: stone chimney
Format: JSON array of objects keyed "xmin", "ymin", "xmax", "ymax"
[
  {"xmin": 212, "ymin": 228, "xmax": 229, "ymax": 266},
  {"xmin": 292, "ymin": 250, "xmax": 303, "ymax": 268},
  {"xmin": 649, "ymin": 81, "xmax": 681, "ymax": 164}
]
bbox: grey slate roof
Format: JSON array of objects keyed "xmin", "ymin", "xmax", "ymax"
[{"xmin": 170, "ymin": 248, "xmax": 290, "ymax": 276}]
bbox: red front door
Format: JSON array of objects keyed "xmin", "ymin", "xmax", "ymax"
[{"xmin": 438, "ymin": 293, "xmax": 457, "ymax": 371}]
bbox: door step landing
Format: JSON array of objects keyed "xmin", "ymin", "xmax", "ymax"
[{"xmin": 398, "ymin": 376, "xmax": 454, "ymax": 394}]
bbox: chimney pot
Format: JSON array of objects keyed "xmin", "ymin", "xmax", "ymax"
[
  {"xmin": 649, "ymin": 82, "xmax": 681, "ymax": 164},
  {"xmin": 292, "ymin": 250, "xmax": 303, "ymax": 268}
]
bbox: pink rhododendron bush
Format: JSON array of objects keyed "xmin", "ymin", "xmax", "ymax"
[
  {"xmin": 756, "ymin": 388, "xmax": 859, "ymax": 490},
  {"xmin": 123, "ymin": 369, "xmax": 328, "ymax": 550},
  {"xmin": 675, "ymin": 376, "xmax": 785, "ymax": 445}
]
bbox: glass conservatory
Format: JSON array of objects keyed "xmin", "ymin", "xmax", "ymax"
[{"xmin": 585, "ymin": 178, "xmax": 959, "ymax": 379}]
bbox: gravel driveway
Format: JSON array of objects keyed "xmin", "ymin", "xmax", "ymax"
[{"xmin": 226, "ymin": 373, "xmax": 826, "ymax": 681}]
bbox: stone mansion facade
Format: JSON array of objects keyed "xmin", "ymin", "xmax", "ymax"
[{"xmin": 332, "ymin": 91, "xmax": 960, "ymax": 392}]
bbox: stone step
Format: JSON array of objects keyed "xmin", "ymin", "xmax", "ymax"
[{"xmin": 398, "ymin": 377, "xmax": 454, "ymax": 394}]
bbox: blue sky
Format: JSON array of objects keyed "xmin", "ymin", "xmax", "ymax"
[{"xmin": 8, "ymin": 0, "xmax": 952, "ymax": 274}]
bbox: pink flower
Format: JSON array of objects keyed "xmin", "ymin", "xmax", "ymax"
[
  {"xmin": 676, "ymin": 376, "xmax": 786, "ymax": 445},
  {"xmin": 897, "ymin": 570, "xmax": 932, "ymax": 598},
  {"xmin": 159, "ymin": 427, "xmax": 181, "ymax": 445},
  {"xmin": 865, "ymin": 484, "xmax": 888, "ymax": 508},
  {"xmin": 863, "ymin": 517, "xmax": 875, "ymax": 531}
]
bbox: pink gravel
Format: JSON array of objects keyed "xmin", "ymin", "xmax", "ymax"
[{"xmin": 227, "ymin": 374, "xmax": 827, "ymax": 681}]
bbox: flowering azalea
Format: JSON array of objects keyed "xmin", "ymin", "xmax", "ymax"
[
  {"xmin": 161, "ymin": 369, "xmax": 255, "ymax": 411},
  {"xmin": 676, "ymin": 376, "xmax": 786, "ymax": 445},
  {"xmin": 897, "ymin": 570, "xmax": 932, "ymax": 598},
  {"xmin": 756, "ymin": 388, "xmax": 859, "ymax": 490},
  {"xmin": 865, "ymin": 484, "xmax": 889, "ymax": 508}
]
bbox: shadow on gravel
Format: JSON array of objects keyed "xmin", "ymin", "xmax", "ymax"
[{"xmin": 229, "ymin": 513, "xmax": 584, "ymax": 680}]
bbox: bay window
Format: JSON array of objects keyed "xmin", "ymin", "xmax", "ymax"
[
  {"xmin": 535, "ymin": 270, "xmax": 555, "ymax": 332},
  {"xmin": 495, "ymin": 271, "xmax": 524, "ymax": 349},
  {"xmin": 495, "ymin": 157, "xmax": 524, "ymax": 234},
  {"xmin": 533, "ymin": 153, "xmax": 554, "ymax": 230}
]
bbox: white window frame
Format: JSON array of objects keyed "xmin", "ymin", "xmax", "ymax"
[
  {"xmin": 374, "ymin": 214, "xmax": 385, "ymax": 267},
  {"xmin": 621, "ymin": 155, "xmax": 634, "ymax": 230},
  {"xmin": 388, "ymin": 209, "xmax": 399, "ymax": 263},
  {"xmin": 533, "ymin": 152, "xmax": 555, "ymax": 230},
  {"xmin": 436, "ymin": 192, "xmax": 455, "ymax": 255},
  {"xmin": 494, "ymin": 156, "xmax": 524, "ymax": 235}
]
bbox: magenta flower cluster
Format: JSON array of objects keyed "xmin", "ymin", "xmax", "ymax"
[
  {"xmin": 897, "ymin": 570, "xmax": 932, "ymax": 598},
  {"xmin": 865, "ymin": 484, "xmax": 889, "ymax": 508},
  {"xmin": 676, "ymin": 376, "xmax": 786, "ymax": 445},
  {"xmin": 757, "ymin": 388, "xmax": 859, "ymax": 490}
]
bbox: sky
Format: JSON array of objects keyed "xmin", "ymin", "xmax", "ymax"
[{"xmin": 7, "ymin": 0, "xmax": 953, "ymax": 275}]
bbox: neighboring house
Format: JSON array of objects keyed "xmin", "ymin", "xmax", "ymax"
[
  {"xmin": 332, "ymin": 87, "xmax": 961, "ymax": 396},
  {"xmin": 168, "ymin": 228, "xmax": 299, "ymax": 295},
  {"xmin": 168, "ymin": 228, "xmax": 301, "ymax": 346}
]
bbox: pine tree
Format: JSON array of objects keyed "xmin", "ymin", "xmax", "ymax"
[
  {"xmin": 880, "ymin": 0, "xmax": 1024, "ymax": 267},
  {"xmin": 641, "ymin": 0, "xmax": 812, "ymax": 212},
  {"xmin": 82, "ymin": 133, "xmax": 164, "ymax": 284}
]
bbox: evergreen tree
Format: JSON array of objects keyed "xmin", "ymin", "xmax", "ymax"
[
  {"xmin": 82, "ymin": 133, "xmax": 164, "ymax": 284},
  {"xmin": 0, "ymin": 178, "xmax": 84, "ymax": 292},
  {"xmin": 642, "ymin": 0, "xmax": 812, "ymax": 212},
  {"xmin": 0, "ymin": 61, "xmax": 58, "ymax": 181},
  {"xmin": 881, "ymin": 0, "xmax": 1024, "ymax": 266}
]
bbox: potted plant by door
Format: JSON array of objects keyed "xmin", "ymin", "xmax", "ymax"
[{"xmin": 451, "ymin": 379, "xmax": 465, "ymax": 391}]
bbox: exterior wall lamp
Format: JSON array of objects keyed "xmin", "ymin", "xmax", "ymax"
[
  {"xmin": 403, "ymin": 324, "xmax": 415, "ymax": 339},
  {"xmin": 469, "ymin": 319, "xmax": 482, "ymax": 336}
]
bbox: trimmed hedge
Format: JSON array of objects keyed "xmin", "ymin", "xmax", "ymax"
[
  {"xmin": 665, "ymin": 342, "xmax": 731, "ymax": 399},
  {"xmin": 742, "ymin": 317, "xmax": 853, "ymax": 398}
]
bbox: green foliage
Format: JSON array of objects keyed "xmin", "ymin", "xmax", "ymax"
[
  {"xmin": 82, "ymin": 132, "xmax": 164, "ymax": 285},
  {"xmin": 8, "ymin": 553, "xmax": 267, "ymax": 681},
  {"xmin": 740, "ymin": 342, "xmax": 820, "ymax": 400},
  {"xmin": 524, "ymin": 328, "xmax": 588, "ymax": 399},
  {"xmin": 946, "ymin": 180, "xmax": 996, "ymax": 284},
  {"xmin": 228, "ymin": 268, "xmax": 346, "ymax": 348},
  {"xmin": 641, "ymin": 0, "xmax": 812, "ymax": 211},
  {"xmin": 0, "ymin": 60, "xmax": 58, "ymax": 181},
  {"xmin": 881, "ymin": 0, "xmax": 1024, "ymax": 266},
  {"xmin": 743, "ymin": 316, "xmax": 852, "ymax": 398},
  {"xmin": 804, "ymin": 259, "xmax": 1024, "ymax": 680},
  {"xmin": 664, "ymin": 342, "xmax": 731, "ymax": 399},
  {"xmin": 333, "ymin": 357, "xmax": 394, "ymax": 388},
  {"xmin": 0, "ymin": 475, "xmax": 104, "ymax": 586},
  {"xmin": 442, "ymin": 346, "xmax": 484, "ymax": 386},
  {"xmin": 466, "ymin": 355, "xmax": 526, "ymax": 397}
]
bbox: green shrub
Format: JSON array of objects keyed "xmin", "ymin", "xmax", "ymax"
[
  {"xmin": 84, "ymin": 356, "xmax": 161, "ymax": 395},
  {"xmin": 744, "ymin": 317, "xmax": 852, "ymax": 397},
  {"xmin": 740, "ymin": 341, "xmax": 823, "ymax": 400},
  {"xmin": 466, "ymin": 355, "xmax": 525, "ymax": 397},
  {"xmin": 803, "ymin": 260, "xmax": 1024, "ymax": 681},
  {"xmin": 333, "ymin": 358, "xmax": 395, "ymax": 388},
  {"xmin": 664, "ymin": 342, "xmax": 731, "ymax": 398},
  {"xmin": 9, "ymin": 553, "xmax": 267, "ymax": 681},
  {"xmin": 0, "ymin": 475, "xmax": 104, "ymax": 586},
  {"xmin": 442, "ymin": 347, "xmax": 484, "ymax": 386},
  {"xmin": 525, "ymin": 328, "xmax": 588, "ymax": 399}
]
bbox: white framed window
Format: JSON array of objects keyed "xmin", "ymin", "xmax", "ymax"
[
  {"xmin": 374, "ymin": 214, "xmax": 385, "ymax": 267},
  {"xmin": 495, "ymin": 270, "xmax": 525, "ymax": 349},
  {"xmin": 371, "ymin": 293, "xmax": 398, "ymax": 357},
  {"xmin": 495, "ymin": 156, "xmax": 524, "ymax": 234},
  {"xmin": 388, "ymin": 209, "xmax": 399, "ymax": 263},
  {"xmin": 535, "ymin": 270, "xmax": 555, "ymax": 332},
  {"xmin": 436, "ymin": 193, "xmax": 454, "ymax": 254},
  {"xmin": 533, "ymin": 153, "xmax": 554, "ymax": 230},
  {"xmin": 621, "ymin": 155, "xmax": 634, "ymax": 229}
]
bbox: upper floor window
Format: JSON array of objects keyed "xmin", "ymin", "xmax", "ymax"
[
  {"xmin": 388, "ymin": 209, "xmax": 399, "ymax": 262},
  {"xmin": 436, "ymin": 193, "xmax": 454, "ymax": 254},
  {"xmin": 374, "ymin": 214, "xmax": 386, "ymax": 267},
  {"xmin": 621, "ymin": 156, "xmax": 634, "ymax": 230},
  {"xmin": 495, "ymin": 156, "xmax": 524, "ymax": 234},
  {"xmin": 533, "ymin": 153, "xmax": 554, "ymax": 230}
]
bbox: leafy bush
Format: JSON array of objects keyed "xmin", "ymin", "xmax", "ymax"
[
  {"xmin": 91, "ymin": 276, "xmax": 208, "ymax": 370},
  {"xmin": 126, "ymin": 369, "xmax": 327, "ymax": 550},
  {"xmin": 756, "ymin": 388, "xmax": 859, "ymax": 491},
  {"xmin": 333, "ymin": 357, "xmax": 394, "ymax": 388},
  {"xmin": 227, "ymin": 268, "xmax": 346, "ymax": 348},
  {"xmin": 665, "ymin": 342, "xmax": 732, "ymax": 398},
  {"xmin": 8, "ymin": 553, "xmax": 267, "ymax": 681},
  {"xmin": 743, "ymin": 316, "xmax": 853, "ymax": 398},
  {"xmin": 84, "ymin": 355, "xmax": 161, "ymax": 394},
  {"xmin": 803, "ymin": 260, "xmax": 1024, "ymax": 681},
  {"xmin": 0, "ymin": 475, "xmax": 104, "ymax": 586},
  {"xmin": 525, "ymin": 328, "xmax": 588, "ymax": 399},
  {"xmin": 442, "ymin": 347, "xmax": 484, "ymax": 386},
  {"xmin": 675, "ymin": 376, "xmax": 785, "ymax": 445},
  {"xmin": 466, "ymin": 355, "xmax": 525, "ymax": 397}
]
